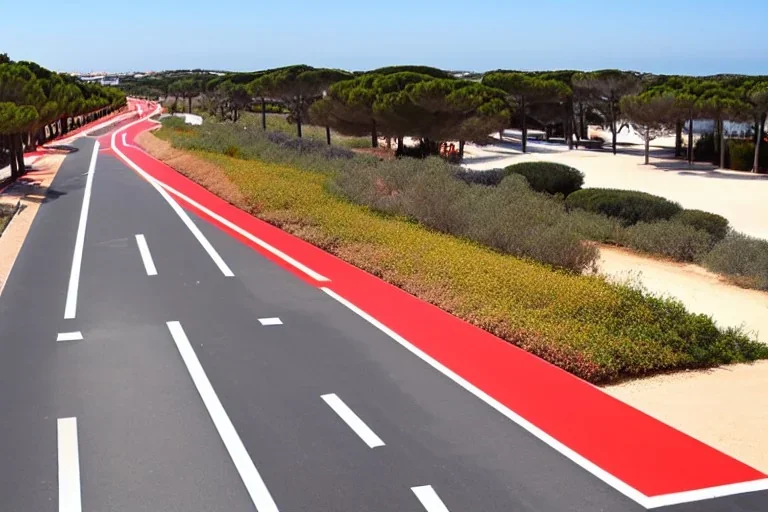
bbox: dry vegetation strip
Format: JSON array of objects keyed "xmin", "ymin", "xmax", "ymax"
[{"xmin": 138, "ymin": 130, "xmax": 768, "ymax": 383}]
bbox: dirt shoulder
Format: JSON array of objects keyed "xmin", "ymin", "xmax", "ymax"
[
  {"xmin": 597, "ymin": 244, "xmax": 768, "ymax": 472},
  {"xmin": 595, "ymin": 244, "xmax": 768, "ymax": 343},
  {"xmin": 605, "ymin": 361, "xmax": 768, "ymax": 473},
  {"xmin": 0, "ymin": 154, "xmax": 66, "ymax": 295}
]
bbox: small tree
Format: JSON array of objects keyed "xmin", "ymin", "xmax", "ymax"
[
  {"xmin": 482, "ymin": 72, "xmax": 569, "ymax": 153},
  {"xmin": 747, "ymin": 83, "xmax": 768, "ymax": 173},
  {"xmin": 572, "ymin": 70, "xmax": 642, "ymax": 155},
  {"xmin": 620, "ymin": 93, "xmax": 677, "ymax": 164}
]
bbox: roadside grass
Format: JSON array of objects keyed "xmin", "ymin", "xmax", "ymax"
[
  {"xmin": 0, "ymin": 204, "xmax": 14, "ymax": 236},
  {"xmin": 145, "ymin": 125, "xmax": 768, "ymax": 383},
  {"xmin": 0, "ymin": 213, "xmax": 9, "ymax": 235}
]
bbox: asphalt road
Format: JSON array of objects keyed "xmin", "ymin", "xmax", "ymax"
[{"xmin": 1, "ymin": 134, "xmax": 767, "ymax": 512}]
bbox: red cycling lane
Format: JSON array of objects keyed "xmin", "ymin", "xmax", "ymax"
[{"xmin": 113, "ymin": 112, "xmax": 767, "ymax": 507}]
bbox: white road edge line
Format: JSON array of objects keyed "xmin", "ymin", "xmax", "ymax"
[
  {"xmin": 56, "ymin": 332, "xmax": 83, "ymax": 342},
  {"xmin": 64, "ymin": 141, "xmax": 99, "ymax": 319},
  {"xmin": 110, "ymin": 126, "xmax": 234, "ymax": 277},
  {"xmin": 109, "ymin": 109, "xmax": 328, "ymax": 283},
  {"xmin": 258, "ymin": 317, "xmax": 283, "ymax": 326},
  {"xmin": 166, "ymin": 321, "xmax": 279, "ymax": 512},
  {"xmin": 158, "ymin": 182, "xmax": 328, "ymax": 282},
  {"xmin": 412, "ymin": 485, "xmax": 450, "ymax": 512},
  {"xmin": 58, "ymin": 417, "xmax": 82, "ymax": 512},
  {"xmin": 320, "ymin": 287, "xmax": 768, "ymax": 509},
  {"xmin": 135, "ymin": 234, "xmax": 158, "ymax": 276},
  {"xmin": 320, "ymin": 393, "xmax": 384, "ymax": 449}
]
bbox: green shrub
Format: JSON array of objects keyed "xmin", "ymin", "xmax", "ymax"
[
  {"xmin": 673, "ymin": 209, "xmax": 729, "ymax": 241},
  {"xmin": 223, "ymin": 145, "xmax": 241, "ymax": 158},
  {"xmin": 702, "ymin": 232, "xmax": 768, "ymax": 290},
  {"xmin": 504, "ymin": 162, "xmax": 584, "ymax": 196},
  {"xmin": 566, "ymin": 188, "xmax": 682, "ymax": 226},
  {"xmin": 620, "ymin": 220, "xmax": 714, "ymax": 262},
  {"xmin": 728, "ymin": 140, "xmax": 755, "ymax": 171},
  {"xmin": 694, "ymin": 132, "xmax": 718, "ymax": 163}
]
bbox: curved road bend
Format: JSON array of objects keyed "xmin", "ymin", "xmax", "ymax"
[{"xmin": 0, "ymin": 109, "xmax": 767, "ymax": 511}]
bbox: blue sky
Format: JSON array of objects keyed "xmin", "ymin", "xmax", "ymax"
[{"xmin": 2, "ymin": 0, "xmax": 766, "ymax": 75}]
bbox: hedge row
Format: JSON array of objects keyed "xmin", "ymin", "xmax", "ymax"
[
  {"xmin": 565, "ymin": 188, "xmax": 683, "ymax": 225},
  {"xmin": 504, "ymin": 162, "xmax": 584, "ymax": 196}
]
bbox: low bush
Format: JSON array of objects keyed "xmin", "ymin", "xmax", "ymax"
[
  {"xmin": 702, "ymin": 232, "xmax": 768, "ymax": 290},
  {"xmin": 332, "ymin": 157, "xmax": 603, "ymax": 271},
  {"xmin": 566, "ymin": 188, "xmax": 682, "ymax": 226},
  {"xmin": 728, "ymin": 140, "xmax": 754, "ymax": 171},
  {"xmin": 504, "ymin": 162, "xmax": 584, "ymax": 196},
  {"xmin": 620, "ymin": 220, "xmax": 714, "ymax": 262},
  {"xmin": 694, "ymin": 132, "xmax": 718, "ymax": 163},
  {"xmin": 453, "ymin": 168, "xmax": 506, "ymax": 186},
  {"xmin": 673, "ymin": 209, "xmax": 729, "ymax": 241},
  {"xmin": 145, "ymin": 127, "xmax": 768, "ymax": 382}
]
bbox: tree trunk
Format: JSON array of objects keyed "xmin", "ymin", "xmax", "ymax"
[
  {"xmin": 565, "ymin": 109, "xmax": 573, "ymax": 150},
  {"xmin": 754, "ymin": 113, "xmax": 765, "ymax": 173},
  {"xmin": 397, "ymin": 136, "xmax": 404, "ymax": 154},
  {"xmin": 713, "ymin": 117, "xmax": 720, "ymax": 160},
  {"xmin": 188, "ymin": 96, "xmax": 193, "ymax": 114},
  {"xmin": 609, "ymin": 101, "xmax": 617, "ymax": 155},
  {"xmin": 371, "ymin": 120, "xmax": 378, "ymax": 148},
  {"xmin": 688, "ymin": 117, "xmax": 694, "ymax": 165},
  {"xmin": 296, "ymin": 113, "xmax": 302, "ymax": 138},
  {"xmin": 720, "ymin": 119, "xmax": 727, "ymax": 169},
  {"xmin": 261, "ymin": 98, "xmax": 267, "ymax": 130},
  {"xmin": 521, "ymin": 96, "xmax": 527, "ymax": 153},
  {"xmin": 8, "ymin": 135, "xmax": 19, "ymax": 179},
  {"xmin": 459, "ymin": 140, "xmax": 465, "ymax": 159},
  {"xmin": 499, "ymin": 129, "xmax": 504, "ymax": 141},
  {"xmin": 326, "ymin": 125, "xmax": 331, "ymax": 145},
  {"xmin": 675, "ymin": 120, "xmax": 683, "ymax": 157},
  {"xmin": 16, "ymin": 134, "xmax": 25, "ymax": 173},
  {"xmin": 644, "ymin": 126, "xmax": 650, "ymax": 165},
  {"xmin": 579, "ymin": 104, "xmax": 586, "ymax": 139}
]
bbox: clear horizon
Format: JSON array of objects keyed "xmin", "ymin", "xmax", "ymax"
[{"xmin": 2, "ymin": 0, "xmax": 767, "ymax": 76}]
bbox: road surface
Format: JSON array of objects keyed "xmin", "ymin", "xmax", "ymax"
[{"xmin": 0, "ymin": 101, "xmax": 766, "ymax": 511}]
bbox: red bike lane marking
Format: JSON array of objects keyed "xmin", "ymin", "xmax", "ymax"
[{"xmin": 118, "ymin": 118, "xmax": 766, "ymax": 502}]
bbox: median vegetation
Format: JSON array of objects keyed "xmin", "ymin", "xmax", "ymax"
[{"xmin": 146, "ymin": 117, "xmax": 768, "ymax": 383}]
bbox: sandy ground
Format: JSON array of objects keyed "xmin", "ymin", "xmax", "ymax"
[
  {"xmin": 0, "ymin": 154, "xmax": 66, "ymax": 294},
  {"xmin": 592, "ymin": 213, "xmax": 768, "ymax": 473},
  {"xmin": 605, "ymin": 361, "xmax": 768, "ymax": 474},
  {"xmin": 595, "ymin": 245, "xmax": 768, "ymax": 343},
  {"xmin": 463, "ymin": 136, "xmax": 768, "ymax": 240},
  {"xmin": 463, "ymin": 134, "xmax": 768, "ymax": 472}
]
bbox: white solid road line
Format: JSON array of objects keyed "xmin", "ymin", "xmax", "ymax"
[
  {"xmin": 110, "ymin": 127, "xmax": 234, "ymax": 277},
  {"xmin": 320, "ymin": 393, "xmax": 385, "ymax": 449},
  {"xmin": 321, "ymin": 287, "xmax": 768, "ymax": 508},
  {"xmin": 258, "ymin": 317, "xmax": 283, "ymax": 326},
  {"xmin": 110, "ymin": 107, "xmax": 327, "ymax": 282},
  {"xmin": 158, "ymin": 182, "xmax": 330, "ymax": 282},
  {"xmin": 57, "ymin": 417, "xmax": 82, "ymax": 512},
  {"xmin": 319, "ymin": 288, "xmax": 654, "ymax": 507},
  {"xmin": 64, "ymin": 141, "xmax": 99, "ymax": 319},
  {"xmin": 135, "ymin": 234, "xmax": 158, "ymax": 276},
  {"xmin": 412, "ymin": 486, "xmax": 450, "ymax": 512},
  {"xmin": 56, "ymin": 332, "xmax": 83, "ymax": 342},
  {"xmin": 166, "ymin": 321, "xmax": 279, "ymax": 512}
]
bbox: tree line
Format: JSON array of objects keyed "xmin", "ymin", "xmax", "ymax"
[
  {"xmin": 153, "ymin": 65, "xmax": 768, "ymax": 171},
  {"xmin": 0, "ymin": 54, "xmax": 127, "ymax": 179}
]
